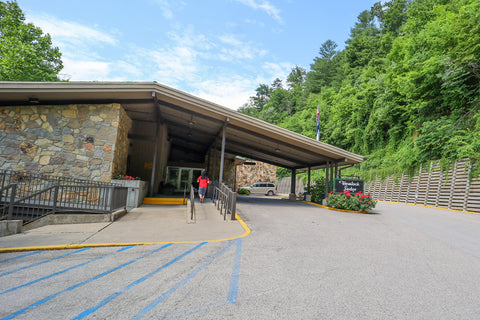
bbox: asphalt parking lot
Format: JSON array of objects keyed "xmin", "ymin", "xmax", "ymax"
[{"xmin": 1, "ymin": 198, "xmax": 479, "ymax": 319}]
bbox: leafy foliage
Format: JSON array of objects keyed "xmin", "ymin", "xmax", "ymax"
[
  {"xmin": 239, "ymin": 0, "xmax": 480, "ymax": 179},
  {"xmin": 238, "ymin": 188, "xmax": 250, "ymax": 195},
  {"xmin": 305, "ymin": 176, "xmax": 326, "ymax": 203},
  {"xmin": 0, "ymin": 1, "xmax": 63, "ymax": 81}
]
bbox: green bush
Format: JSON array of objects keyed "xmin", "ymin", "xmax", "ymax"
[
  {"xmin": 326, "ymin": 190, "xmax": 376, "ymax": 212},
  {"xmin": 305, "ymin": 177, "xmax": 326, "ymax": 202},
  {"xmin": 238, "ymin": 188, "xmax": 250, "ymax": 195}
]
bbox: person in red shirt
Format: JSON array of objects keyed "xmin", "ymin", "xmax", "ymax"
[{"xmin": 197, "ymin": 171, "xmax": 210, "ymax": 203}]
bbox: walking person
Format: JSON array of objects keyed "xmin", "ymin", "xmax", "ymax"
[{"xmin": 197, "ymin": 171, "xmax": 210, "ymax": 203}]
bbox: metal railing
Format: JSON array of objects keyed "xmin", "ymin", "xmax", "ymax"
[
  {"xmin": 0, "ymin": 170, "xmax": 128, "ymax": 224},
  {"xmin": 212, "ymin": 182, "xmax": 236, "ymax": 221},
  {"xmin": 0, "ymin": 169, "xmax": 116, "ymax": 198},
  {"xmin": 0, "ymin": 184, "xmax": 17, "ymax": 220}
]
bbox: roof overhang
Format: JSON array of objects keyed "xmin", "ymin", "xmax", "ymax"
[{"xmin": 0, "ymin": 81, "xmax": 365, "ymax": 169}]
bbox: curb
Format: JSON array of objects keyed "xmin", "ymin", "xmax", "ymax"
[
  {"xmin": 302, "ymin": 201, "xmax": 368, "ymax": 213},
  {"xmin": 376, "ymin": 200, "xmax": 480, "ymax": 215},
  {"xmin": 290, "ymin": 199, "xmax": 369, "ymax": 214},
  {"xmin": 0, "ymin": 213, "xmax": 251, "ymax": 254}
]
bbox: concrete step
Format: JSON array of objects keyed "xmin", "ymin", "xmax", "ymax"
[{"xmin": 143, "ymin": 197, "xmax": 187, "ymax": 205}]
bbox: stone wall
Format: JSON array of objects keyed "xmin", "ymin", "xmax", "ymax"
[
  {"xmin": 205, "ymin": 153, "xmax": 236, "ymax": 189},
  {"xmin": 0, "ymin": 103, "xmax": 128, "ymax": 182},
  {"xmin": 112, "ymin": 107, "xmax": 132, "ymax": 178},
  {"xmin": 235, "ymin": 161, "xmax": 277, "ymax": 190}
]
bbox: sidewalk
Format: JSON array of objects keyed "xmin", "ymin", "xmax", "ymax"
[{"xmin": 0, "ymin": 200, "xmax": 249, "ymax": 252}]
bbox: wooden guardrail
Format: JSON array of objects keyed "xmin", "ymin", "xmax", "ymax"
[{"xmin": 364, "ymin": 159, "xmax": 480, "ymax": 213}]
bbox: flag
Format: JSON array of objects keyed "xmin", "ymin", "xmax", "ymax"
[{"xmin": 315, "ymin": 104, "xmax": 320, "ymax": 141}]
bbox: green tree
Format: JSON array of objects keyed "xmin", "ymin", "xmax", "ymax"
[
  {"xmin": 306, "ymin": 40, "xmax": 341, "ymax": 93},
  {"xmin": 371, "ymin": 0, "xmax": 409, "ymax": 35},
  {"xmin": 0, "ymin": 0, "xmax": 63, "ymax": 81},
  {"xmin": 241, "ymin": 0, "xmax": 480, "ymax": 179},
  {"xmin": 344, "ymin": 10, "xmax": 382, "ymax": 70},
  {"xmin": 286, "ymin": 65, "xmax": 306, "ymax": 90}
]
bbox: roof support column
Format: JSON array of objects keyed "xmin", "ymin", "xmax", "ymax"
[
  {"xmin": 211, "ymin": 143, "xmax": 218, "ymax": 181},
  {"xmin": 218, "ymin": 118, "xmax": 229, "ymax": 184},
  {"xmin": 149, "ymin": 121, "xmax": 160, "ymax": 197},
  {"xmin": 330, "ymin": 161, "xmax": 335, "ymax": 192},
  {"xmin": 307, "ymin": 166, "xmax": 311, "ymax": 191},
  {"xmin": 289, "ymin": 169, "xmax": 296, "ymax": 200},
  {"xmin": 325, "ymin": 161, "xmax": 333, "ymax": 199}
]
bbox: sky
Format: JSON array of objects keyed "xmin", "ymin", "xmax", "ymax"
[{"xmin": 15, "ymin": 0, "xmax": 379, "ymax": 109}]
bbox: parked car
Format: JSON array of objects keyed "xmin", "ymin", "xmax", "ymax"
[{"xmin": 243, "ymin": 182, "xmax": 277, "ymax": 196}]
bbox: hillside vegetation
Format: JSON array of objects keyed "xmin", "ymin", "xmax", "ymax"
[{"xmin": 238, "ymin": 0, "xmax": 480, "ymax": 179}]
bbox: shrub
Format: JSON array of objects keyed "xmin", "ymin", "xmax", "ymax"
[
  {"xmin": 305, "ymin": 177, "xmax": 326, "ymax": 202},
  {"xmin": 238, "ymin": 188, "xmax": 250, "ymax": 195},
  {"xmin": 326, "ymin": 190, "xmax": 376, "ymax": 212}
]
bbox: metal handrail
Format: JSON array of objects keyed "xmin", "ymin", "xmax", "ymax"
[
  {"xmin": 0, "ymin": 184, "xmax": 16, "ymax": 220},
  {"xmin": 0, "ymin": 169, "xmax": 117, "ymax": 200},
  {"xmin": 212, "ymin": 181, "xmax": 236, "ymax": 221},
  {"xmin": 0, "ymin": 181, "xmax": 128, "ymax": 224}
]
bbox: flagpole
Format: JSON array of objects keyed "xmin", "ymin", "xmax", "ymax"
[{"xmin": 315, "ymin": 103, "xmax": 320, "ymax": 141}]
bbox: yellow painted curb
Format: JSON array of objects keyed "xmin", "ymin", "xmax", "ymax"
[
  {"xmin": 376, "ymin": 200, "xmax": 480, "ymax": 215},
  {"xmin": 0, "ymin": 213, "xmax": 251, "ymax": 253}
]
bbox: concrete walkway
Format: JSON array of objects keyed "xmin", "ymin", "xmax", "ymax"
[{"xmin": 0, "ymin": 200, "xmax": 249, "ymax": 252}]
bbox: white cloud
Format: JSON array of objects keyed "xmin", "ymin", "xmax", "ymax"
[
  {"xmin": 150, "ymin": 0, "xmax": 186, "ymax": 19},
  {"xmin": 217, "ymin": 34, "xmax": 268, "ymax": 61},
  {"xmin": 194, "ymin": 77, "xmax": 256, "ymax": 109},
  {"xmin": 146, "ymin": 46, "xmax": 200, "ymax": 86},
  {"xmin": 23, "ymin": 11, "xmax": 287, "ymax": 109},
  {"xmin": 234, "ymin": 0, "xmax": 283, "ymax": 24},
  {"xmin": 262, "ymin": 61, "xmax": 294, "ymax": 81},
  {"xmin": 60, "ymin": 58, "xmax": 112, "ymax": 81},
  {"xmin": 26, "ymin": 14, "xmax": 117, "ymax": 47}
]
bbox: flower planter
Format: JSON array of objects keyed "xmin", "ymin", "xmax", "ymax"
[{"xmin": 114, "ymin": 180, "xmax": 148, "ymax": 210}]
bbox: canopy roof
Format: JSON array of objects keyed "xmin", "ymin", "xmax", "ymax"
[{"xmin": 0, "ymin": 81, "xmax": 364, "ymax": 170}]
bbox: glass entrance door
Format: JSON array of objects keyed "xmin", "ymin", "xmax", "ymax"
[{"xmin": 166, "ymin": 167, "xmax": 204, "ymax": 192}]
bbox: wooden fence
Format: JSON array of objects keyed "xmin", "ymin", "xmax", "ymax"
[{"xmin": 364, "ymin": 159, "xmax": 480, "ymax": 213}]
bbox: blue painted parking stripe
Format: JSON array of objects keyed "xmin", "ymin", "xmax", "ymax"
[
  {"xmin": 131, "ymin": 239, "xmax": 239, "ymax": 320},
  {"xmin": 0, "ymin": 251, "xmax": 44, "ymax": 264},
  {"xmin": 0, "ymin": 248, "xmax": 90, "ymax": 278},
  {"xmin": 162, "ymin": 239, "xmax": 243, "ymax": 320},
  {"xmin": 1, "ymin": 243, "xmax": 173, "ymax": 320},
  {"xmin": 71, "ymin": 242, "xmax": 207, "ymax": 320},
  {"xmin": 227, "ymin": 238, "xmax": 242, "ymax": 303},
  {"xmin": 1, "ymin": 246, "xmax": 134, "ymax": 295}
]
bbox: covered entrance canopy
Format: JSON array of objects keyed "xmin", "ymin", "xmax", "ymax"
[{"xmin": 0, "ymin": 81, "xmax": 364, "ymax": 196}]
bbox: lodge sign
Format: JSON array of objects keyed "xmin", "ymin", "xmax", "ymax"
[{"xmin": 334, "ymin": 178, "xmax": 364, "ymax": 194}]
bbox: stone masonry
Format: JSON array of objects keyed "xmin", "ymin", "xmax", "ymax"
[
  {"xmin": 235, "ymin": 161, "xmax": 277, "ymax": 190},
  {"xmin": 0, "ymin": 103, "xmax": 131, "ymax": 182}
]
